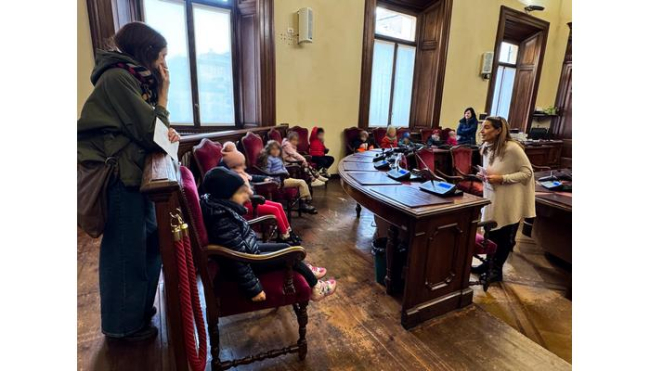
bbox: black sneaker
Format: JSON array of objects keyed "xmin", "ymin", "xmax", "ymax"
[
  {"xmin": 107, "ymin": 324, "xmax": 158, "ymax": 343},
  {"xmin": 299, "ymin": 204, "xmax": 318, "ymax": 214}
]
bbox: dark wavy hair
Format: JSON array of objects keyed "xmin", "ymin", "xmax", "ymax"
[
  {"xmin": 463, "ymin": 107, "xmax": 477, "ymax": 121},
  {"xmin": 111, "ymin": 22, "xmax": 167, "ymax": 76}
]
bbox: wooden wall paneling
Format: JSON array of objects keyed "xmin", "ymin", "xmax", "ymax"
[
  {"xmin": 258, "ymin": 0, "xmax": 276, "ymax": 127},
  {"xmin": 236, "ymin": 1, "xmax": 261, "ymax": 127},
  {"xmin": 86, "ymin": 0, "xmax": 143, "ymax": 56},
  {"xmin": 507, "ymin": 32, "xmax": 543, "ymax": 131},
  {"xmin": 553, "ymin": 23, "xmax": 572, "ymax": 168},
  {"xmin": 410, "ymin": 0, "xmax": 452, "ymax": 129},
  {"xmin": 358, "ymin": 0, "xmax": 378, "ymax": 129}
]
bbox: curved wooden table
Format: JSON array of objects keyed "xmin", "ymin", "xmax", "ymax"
[{"xmin": 339, "ymin": 151, "xmax": 489, "ymax": 329}]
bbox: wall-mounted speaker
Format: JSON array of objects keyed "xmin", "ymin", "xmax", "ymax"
[
  {"xmin": 298, "ymin": 7, "xmax": 313, "ymax": 44},
  {"xmin": 481, "ymin": 52, "xmax": 494, "ymax": 79}
]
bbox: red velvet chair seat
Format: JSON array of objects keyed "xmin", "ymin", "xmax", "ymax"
[
  {"xmin": 207, "ymin": 260, "xmax": 311, "ymax": 317},
  {"xmin": 457, "ymin": 180, "xmax": 483, "ymax": 196},
  {"xmin": 475, "ymin": 233, "xmax": 497, "ymax": 255}
]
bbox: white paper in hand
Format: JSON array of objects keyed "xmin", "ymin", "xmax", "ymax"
[{"xmin": 153, "ymin": 117, "xmax": 179, "ymax": 162}]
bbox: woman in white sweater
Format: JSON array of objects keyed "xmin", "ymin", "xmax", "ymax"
[{"xmin": 472, "ymin": 117, "xmax": 536, "ymax": 282}]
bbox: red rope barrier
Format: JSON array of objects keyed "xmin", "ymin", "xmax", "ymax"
[{"xmin": 173, "ymin": 219, "xmax": 207, "ymax": 371}]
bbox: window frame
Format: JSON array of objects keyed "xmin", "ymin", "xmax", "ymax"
[
  {"xmin": 85, "ymin": 0, "xmax": 277, "ymax": 133},
  {"xmin": 368, "ymin": 5, "xmax": 418, "ymax": 128},
  {"xmin": 145, "ymin": 0, "xmax": 240, "ymax": 129},
  {"xmin": 489, "ymin": 40, "xmax": 519, "ymax": 119}
]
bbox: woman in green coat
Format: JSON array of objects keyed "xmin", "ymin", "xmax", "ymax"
[{"xmin": 78, "ymin": 22, "xmax": 180, "ymax": 341}]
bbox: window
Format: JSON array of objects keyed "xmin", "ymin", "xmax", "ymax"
[
  {"xmin": 144, "ymin": 0, "xmax": 236, "ymax": 127},
  {"xmin": 368, "ymin": 7, "xmax": 417, "ymax": 127},
  {"xmin": 490, "ymin": 41, "xmax": 518, "ymax": 120}
]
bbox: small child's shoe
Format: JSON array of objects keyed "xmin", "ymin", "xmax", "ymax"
[
  {"xmin": 311, "ymin": 279, "xmax": 337, "ymax": 302},
  {"xmin": 311, "ymin": 179, "xmax": 326, "ymax": 187},
  {"xmin": 317, "ymin": 175, "xmax": 329, "ymax": 182},
  {"xmin": 306, "ymin": 263, "xmax": 327, "ymax": 279}
]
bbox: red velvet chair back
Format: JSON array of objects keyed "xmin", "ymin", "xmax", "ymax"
[
  {"xmin": 179, "ymin": 166, "xmax": 210, "ymax": 249},
  {"xmin": 267, "ymin": 128, "xmax": 282, "ymax": 143},
  {"xmin": 241, "ymin": 131, "xmax": 265, "ymax": 168},
  {"xmin": 289, "ymin": 126, "xmax": 309, "ymax": 154},
  {"xmin": 440, "ymin": 128, "xmax": 452, "ymax": 142},
  {"xmin": 372, "ymin": 127, "xmax": 387, "ymax": 145},
  {"xmin": 192, "ymin": 139, "xmax": 223, "ymax": 179},
  {"xmin": 415, "ymin": 148, "xmax": 436, "ymax": 173},
  {"xmin": 451, "ymin": 146, "xmax": 473, "ymax": 174},
  {"xmin": 420, "ymin": 128, "xmax": 434, "ymax": 142},
  {"xmin": 343, "ymin": 127, "xmax": 362, "ymax": 154}
]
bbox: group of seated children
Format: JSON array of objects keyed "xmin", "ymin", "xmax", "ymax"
[
  {"xmin": 200, "ymin": 166, "xmax": 337, "ymax": 303},
  {"xmin": 352, "ymin": 125, "xmax": 459, "ymax": 153},
  {"xmin": 215, "ymin": 126, "xmax": 336, "ymax": 245}
]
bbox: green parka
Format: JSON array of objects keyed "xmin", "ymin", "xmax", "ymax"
[{"xmin": 77, "ymin": 50, "xmax": 170, "ymax": 187}]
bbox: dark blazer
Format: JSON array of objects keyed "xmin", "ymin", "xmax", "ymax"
[
  {"xmin": 200, "ymin": 196, "xmax": 263, "ymax": 298},
  {"xmin": 457, "ymin": 117, "xmax": 478, "ymax": 145}
]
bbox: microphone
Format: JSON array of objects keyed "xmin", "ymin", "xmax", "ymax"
[{"xmin": 414, "ymin": 151, "xmax": 445, "ymax": 185}]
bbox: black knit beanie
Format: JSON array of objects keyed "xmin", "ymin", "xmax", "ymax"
[{"xmin": 203, "ymin": 166, "xmax": 246, "ymax": 200}]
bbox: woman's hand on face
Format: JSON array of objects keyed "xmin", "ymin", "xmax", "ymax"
[
  {"xmin": 168, "ymin": 128, "xmax": 180, "ymax": 143},
  {"xmin": 158, "ymin": 64, "xmax": 170, "ymax": 97},
  {"xmin": 485, "ymin": 174, "xmax": 504, "ymax": 184}
]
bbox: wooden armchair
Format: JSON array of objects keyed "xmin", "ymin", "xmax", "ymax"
[
  {"xmin": 343, "ymin": 126, "xmax": 362, "ymax": 155},
  {"xmin": 289, "ymin": 126, "xmax": 310, "ymax": 156},
  {"xmin": 439, "ymin": 145, "xmax": 483, "ymax": 196},
  {"xmin": 141, "ymin": 163, "xmax": 311, "ymax": 371}
]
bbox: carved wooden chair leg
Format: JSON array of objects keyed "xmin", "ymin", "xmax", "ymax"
[
  {"xmin": 208, "ymin": 311, "xmax": 222, "ymax": 371},
  {"xmin": 293, "ymin": 301, "xmax": 309, "ymax": 360},
  {"xmin": 356, "ymin": 203, "xmax": 362, "ymax": 218}
]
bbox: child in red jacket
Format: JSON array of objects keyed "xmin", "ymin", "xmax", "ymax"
[
  {"xmin": 309, "ymin": 126, "xmax": 335, "ymax": 178},
  {"xmin": 446, "ymin": 129, "xmax": 458, "ymax": 146},
  {"xmin": 380, "ymin": 125, "xmax": 398, "ymax": 149}
]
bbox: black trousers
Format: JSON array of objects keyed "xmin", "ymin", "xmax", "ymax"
[
  {"xmin": 490, "ymin": 223, "xmax": 519, "ymax": 269},
  {"xmin": 253, "ymin": 243, "xmax": 318, "ymax": 287},
  {"xmin": 311, "ymin": 155, "xmax": 335, "ymax": 171}
]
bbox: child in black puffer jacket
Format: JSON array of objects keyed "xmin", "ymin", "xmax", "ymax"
[{"xmin": 200, "ymin": 166, "xmax": 337, "ymax": 302}]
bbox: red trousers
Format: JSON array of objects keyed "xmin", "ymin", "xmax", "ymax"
[{"xmin": 245, "ymin": 200, "xmax": 290, "ymax": 234}]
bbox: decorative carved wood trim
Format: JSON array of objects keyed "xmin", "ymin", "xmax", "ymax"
[{"xmin": 258, "ymin": 0, "xmax": 276, "ymax": 127}]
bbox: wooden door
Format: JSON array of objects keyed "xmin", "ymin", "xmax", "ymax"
[{"xmin": 508, "ymin": 32, "xmax": 544, "ymax": 131}]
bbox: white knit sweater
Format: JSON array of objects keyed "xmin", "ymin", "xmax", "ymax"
[{"xmin": 481, "ymin": 141, "xmax": 536, "ymax": 230}]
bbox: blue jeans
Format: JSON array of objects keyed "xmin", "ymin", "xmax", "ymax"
[{"xmin": 99, "ymin": 180, "xmax": 161, "ymax": 337}]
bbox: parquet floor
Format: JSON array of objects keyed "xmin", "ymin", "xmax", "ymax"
[{"xmin": 78, "ymin": 181, "xmax": 571, "ymax": 370}]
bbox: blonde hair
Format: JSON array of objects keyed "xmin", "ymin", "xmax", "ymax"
[
  {"xmin": 480, "ymin": 116, "xmax": 522, "ymax": 165},
  {"xmin": 386, "ymin": 125, "xmax": 397, "ymax": 138}
]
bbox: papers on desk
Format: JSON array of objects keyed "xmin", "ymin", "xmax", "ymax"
[{"xmin": 153, "ymin": 117, "xmax": 179, "ymax": 162}]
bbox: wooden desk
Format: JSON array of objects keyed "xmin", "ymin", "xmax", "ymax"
[
  {"xmin": 523, "ymin": 140, "xmax": 563, "ymax": 169},
  {"xmin": 338, "ymin": 152, "xmax": 489, "ymax": 329},
  {"xmin": 533, "ymin": 170, "xmax": 572, "ymax": 264}
]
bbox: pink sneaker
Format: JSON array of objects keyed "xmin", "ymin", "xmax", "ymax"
[
  {"xmin": 306, "ymin": 263, "xmax": 327, "ymax": 279},
  {"xmin": 311, "ymin": 279, "xmax": 337, "ymax": 302}
]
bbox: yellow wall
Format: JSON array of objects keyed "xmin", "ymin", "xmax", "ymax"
[
  {"xmin": 77, "ymin": 0, "xmax": 95, "ymax": 117},
  {"xmin": 77, "ymin": 0, "xmax": 571, "ymax": 170},
  {"xmin": 439, "ymin": 0, "xmax": 572, "ymax": 129},
  {"xmin": 275, "ymin": 0, "xmax": 365, "ymax": 173}
]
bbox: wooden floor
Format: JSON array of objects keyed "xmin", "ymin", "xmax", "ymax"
[{"xmin": 78, "ymin": 181, "xmax": 571, "ymax": 370}]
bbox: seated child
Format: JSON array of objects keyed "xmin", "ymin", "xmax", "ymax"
[
  {"xmin": 427, "ymin": 129, "xmax": 443, "ymax": 147},
  {"xmin": 352, "ymin": 130, "xmax": 375, "ymax": 153},
  {"xmin": 220, "ymin": 141, "xmax": 301, "ymax": 244},
  {"xmin": 259, "ymin": 140, "xmax": 318, "ymax": 214},
  {"xmin": 380, "ymin": 125, "xmax": 398, "ymax": 149},
  {"xmin": 399, "ymin": 131, "xmax": 412, "ymax": 147},
  {"xmin": 200, "ymin": 167, "xmax": 337, "ymax": 302},
  {"xmin": 281, "ymin": 131, "xmax": 328, "ymax": 184},
  {"xmin": 309, "ymin": 126, "xmax": 335, "ymax": 178},
  {"xmin": 446, "ymin": 129, "xmax": 458, "ymax": 146}
]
